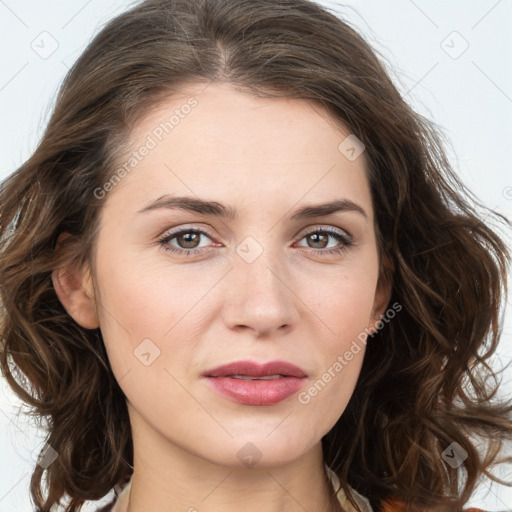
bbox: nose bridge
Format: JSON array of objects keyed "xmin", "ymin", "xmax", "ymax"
[
  {"xmin": 241, "ymin": 242, "xmax": 283, "ymax": 294},
  {"xmin": 222, "ymin": 233, "xmax": 299, "ymax": 335},
  {"xmin": 238, "ymin": 234, "xmax": 288, "ymax": 300}
]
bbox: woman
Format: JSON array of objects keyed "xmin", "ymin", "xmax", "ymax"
[{"xmin": 0, "ymin": 0, "xmax": 510, "ymax": 511}]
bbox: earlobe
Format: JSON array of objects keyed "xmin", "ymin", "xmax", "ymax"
[{"xmin": 52, "ymin": 234, "xmax": 100, "ymax": 330}]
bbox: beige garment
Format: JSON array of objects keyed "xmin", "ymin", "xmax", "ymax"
[
  {"xmin": 110, "ymin": 464, "xmax": 374, "ymax": 512},
  {"xmin": 324, "ymin": 465, "xmax": 374, "ymax": 512},
  {"xmin": 110, "ymin": 479, "xmax": 130, "ymax": 512}
]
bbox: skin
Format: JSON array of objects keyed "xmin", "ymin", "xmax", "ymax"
[{"xmin": 53, "ymin": 82, "xmax": 392, "ymax": 512}]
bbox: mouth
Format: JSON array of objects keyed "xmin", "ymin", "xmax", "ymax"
[
  {"xmin": 203, "ymin": 359, "xmax": 307, "ymax": 379},
  {"xmin": 225, "ymin": 374, "xmax": 287, "ymax": 380},
  {"xmin": 202, "ymin": 360, "xmax": 307, "ymax": 406}
]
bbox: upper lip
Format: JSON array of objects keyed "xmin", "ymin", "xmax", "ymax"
[{"xmin": 203, "ymin": 360, "xmax": 307, "ymax": 378}]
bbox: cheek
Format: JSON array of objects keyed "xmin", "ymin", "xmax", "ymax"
[
  {"xmin": 310, "ymin": 263, "xmax": 379, "ymax": 345},
  {"xmin": 93, "ymin": 249, "xmax": 223, "ymax": 389},
  {"xmin": 94, "ymin": 252, "xmax": 200, "ymax": 339},
  {"xmin": 295, "ymin": 335, "xmax": 366, "ymax": 445},
  {"xmin": 292, "ymin": 267, "xmax": 377, "ymax": 422}
]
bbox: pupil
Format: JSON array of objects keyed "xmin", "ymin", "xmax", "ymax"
[
  {"xmin": 179, "ymin": 232, "xmax": 199, "ymax": 248},
  {"xmin": 310, "ymin": 233, "xmax": 327, "ymax": 248}
]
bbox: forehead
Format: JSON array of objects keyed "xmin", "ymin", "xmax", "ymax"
[
  {"xmin": 105, "ymin": 82, "xmax": 373, "ymax": 219},
  {"xmin": 133, "ymin": 83, "xmax": 349, "ymax": 149}
]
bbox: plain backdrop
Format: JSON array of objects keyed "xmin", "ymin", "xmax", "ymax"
[{"xmin": 0, "ymin": 1, "xmax": 511, "ymax": 510}]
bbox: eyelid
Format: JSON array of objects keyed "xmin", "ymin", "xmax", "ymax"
[
  {"xmin": 158, "ymin": 223, "xmax": 352, "ymax": 243},
  {"xmin": 157, "ymin": 223, "xmax": 354, "ymax": 258},
  {"xmin": 158, "ymin": 223, "xmax": 217, "ymax": 239},
  {"xmin": 297, "ymin": 224, "xmax": 352, "ymax": 239}
]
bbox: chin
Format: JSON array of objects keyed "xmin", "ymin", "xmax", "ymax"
[{"xmin": 193, "ymin": 430, "xmax": 317, "ymax": 469}]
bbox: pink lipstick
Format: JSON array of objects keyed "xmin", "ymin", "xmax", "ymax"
[{"xmin": 202, "ymin": 360, "xmax": 307, "ymax": 406}]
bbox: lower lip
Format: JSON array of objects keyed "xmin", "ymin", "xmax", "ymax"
[{"xmin": 204, "ymin": 376, "xmax": 306, "ymax": 405}]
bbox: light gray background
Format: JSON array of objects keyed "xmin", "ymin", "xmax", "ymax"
[{"xmin": 0, "ymin": 1, "xmax": 511, "ymax": 510}]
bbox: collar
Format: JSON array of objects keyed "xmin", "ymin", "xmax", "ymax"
[{"xmin": 324, "ymin": 464, "xmax": 374, "ymax": 512}]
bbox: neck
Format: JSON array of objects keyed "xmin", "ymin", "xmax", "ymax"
[
  {"xmin": 121, "ymin": 404, "xmax": 342, "ymax": 512},
  {"xmin": 123, "ymin": 449, "xmax": 338, "ymax": 512}
]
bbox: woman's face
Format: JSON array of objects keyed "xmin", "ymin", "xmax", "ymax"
[{"xmin": 59, "ymin": 82, "xmax": 390, "ymax": 469}]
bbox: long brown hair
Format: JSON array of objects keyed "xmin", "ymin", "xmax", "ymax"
[{"xmin": 1, "ymin": 0, "xmax": 511, "ymax": 510}]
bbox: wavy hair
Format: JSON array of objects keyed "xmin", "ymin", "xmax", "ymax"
[{"xmin": 1, "ymin": 0, "xmax": 511, "ymax": 510}]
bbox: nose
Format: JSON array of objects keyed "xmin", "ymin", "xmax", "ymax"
[{"xmin": 221, "ymin": 247, "xmax": 300, "ymax": 338}]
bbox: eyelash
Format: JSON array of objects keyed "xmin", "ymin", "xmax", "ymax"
[{"xmin": 157, "ymin": 226, "xmax": 353, "ymax": 257}]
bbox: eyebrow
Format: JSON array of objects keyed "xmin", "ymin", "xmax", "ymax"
[{"xmin": 137, "ymin": 195, "xmax": 368, "ymax": 221}]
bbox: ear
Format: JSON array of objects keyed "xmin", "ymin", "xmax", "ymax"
[
  {"xmin": 367, "ymin": 257, "xmax": 393, "ymax": 334},
  {"xmin": 52, "ymin": 233, "xmax": 100, "ymax": 330}
]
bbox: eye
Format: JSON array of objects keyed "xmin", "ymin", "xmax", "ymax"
[
  {"xmin": 157, "ymin": 227, "xmax": 215, "ymax": 256},
  {"xmin": 295, "ymin": 227, "xmax": 353, "ymax": 256},
  {"xmin": 157, "ymin": 226, "xmax": 353, "ymax": 257}
]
